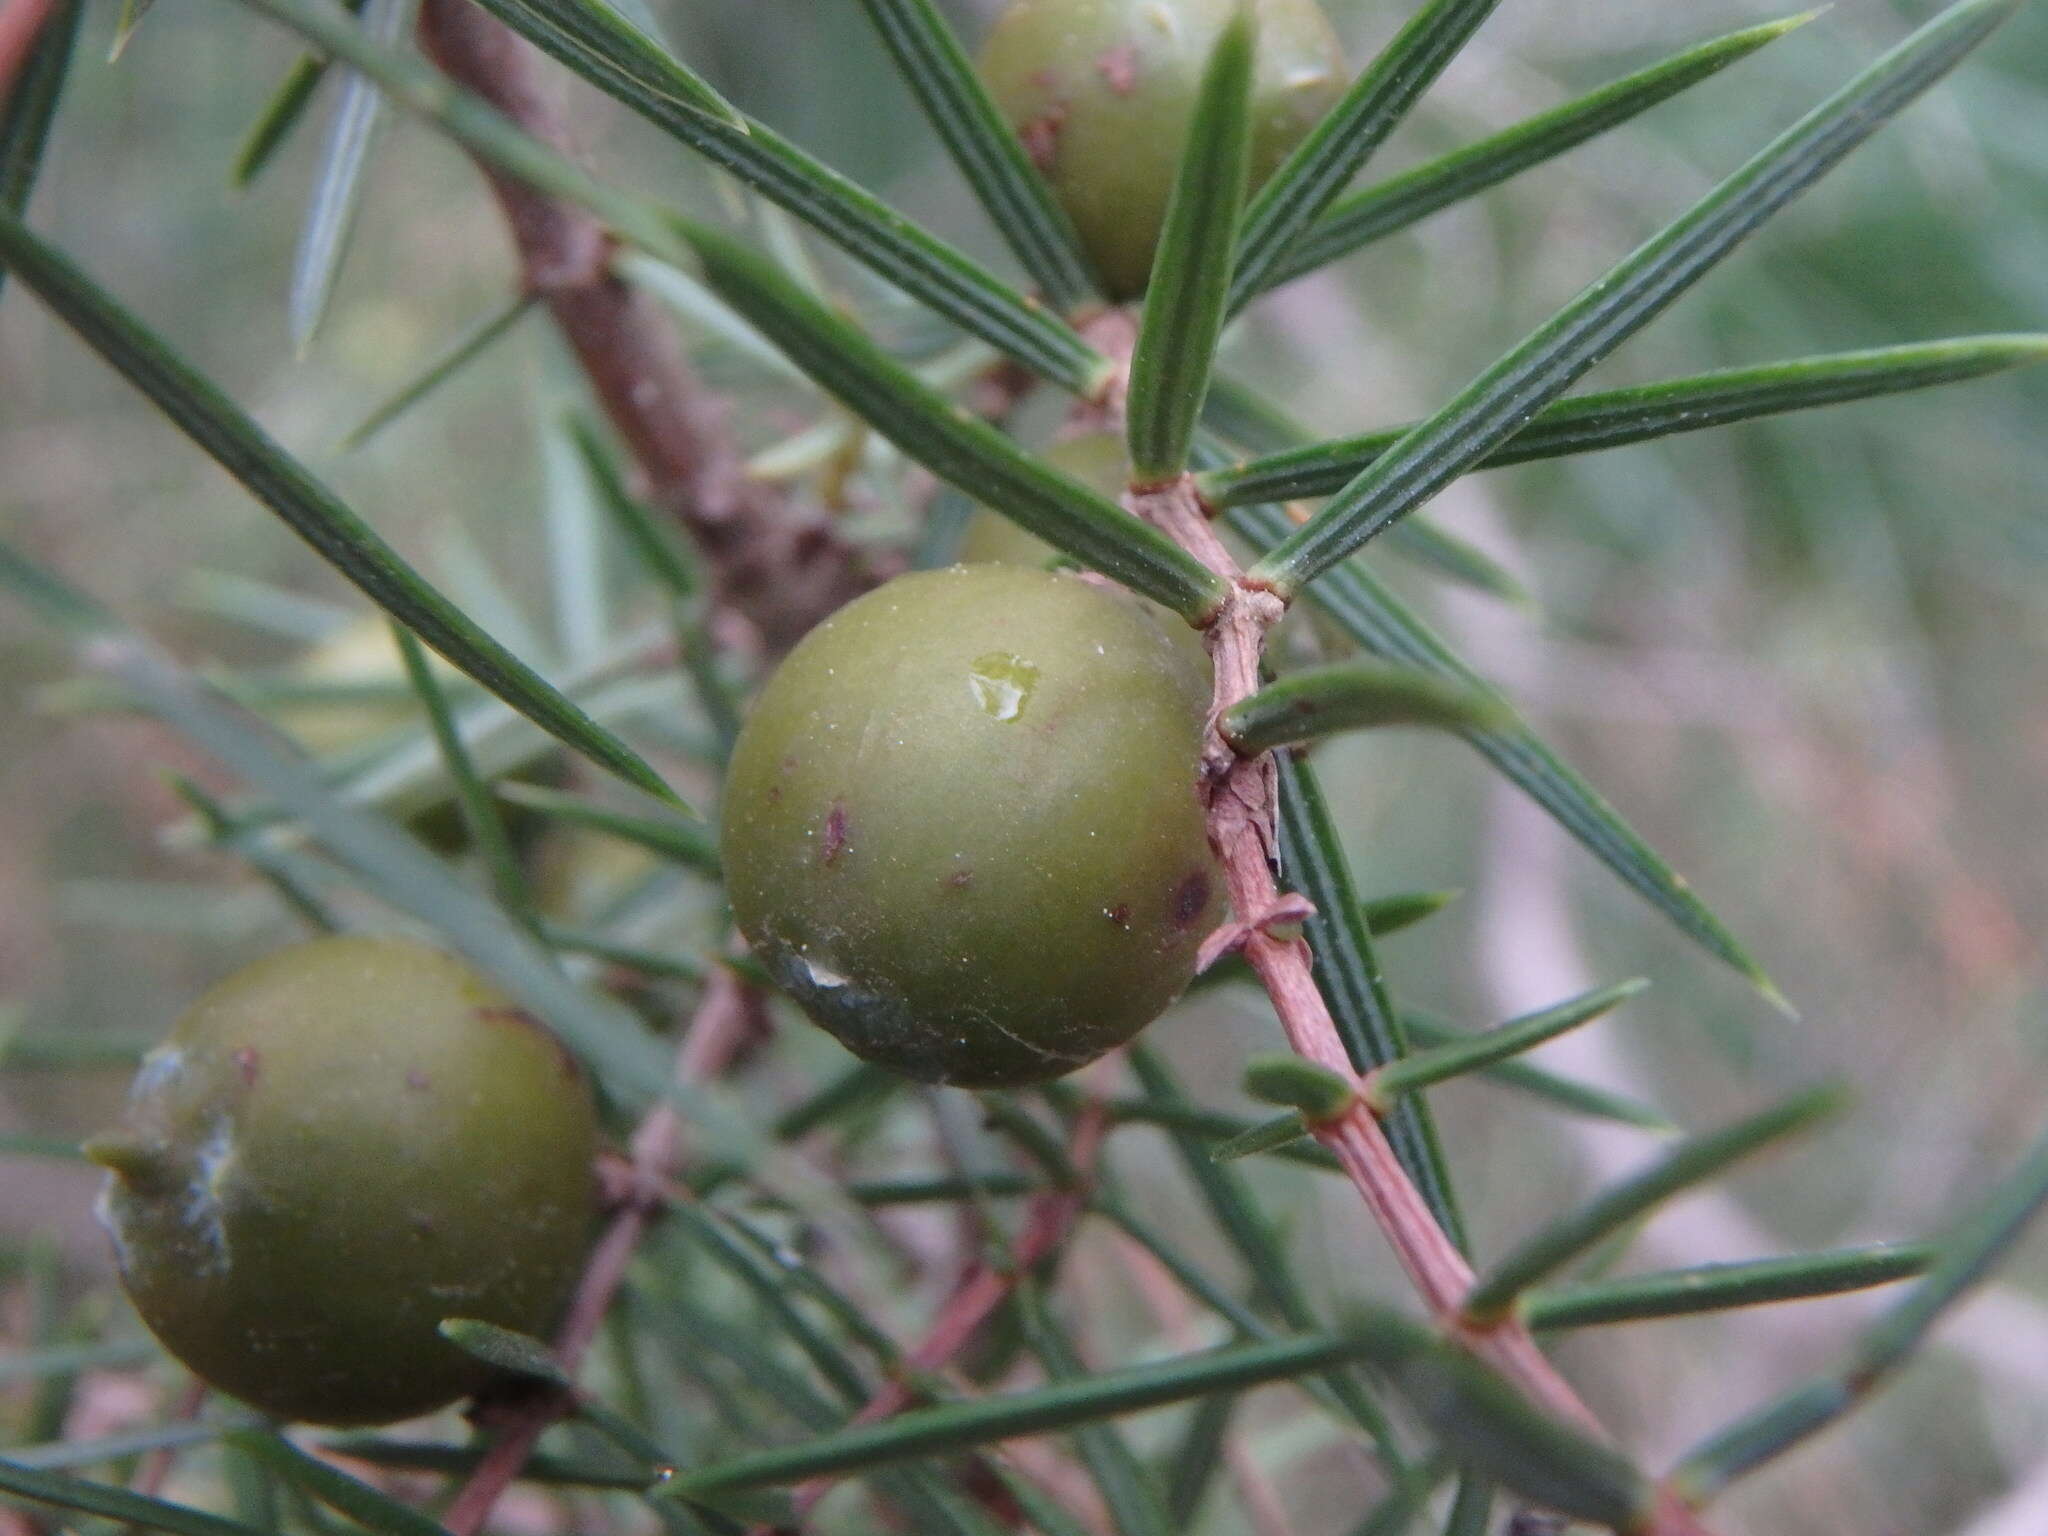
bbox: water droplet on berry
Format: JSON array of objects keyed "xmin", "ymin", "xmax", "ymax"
[{"xmin": 968, "ymin": 651, "xmax": 1039, "ymax": 721}]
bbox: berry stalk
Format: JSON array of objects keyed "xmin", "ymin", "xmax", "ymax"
[
  {"xmin": 441, "ymin": 970, "xmax": 757, "ymax": 1536},
  {"xmin": 774, "ymin": 1100, "xmax": 1111, "ymax": 1527}
]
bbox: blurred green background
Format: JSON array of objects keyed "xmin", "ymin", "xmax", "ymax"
[{"xmin": 3, "ymin": 1, "xmax": 2046, "ymax": 1532}]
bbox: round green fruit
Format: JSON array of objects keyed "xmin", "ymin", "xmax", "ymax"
[
  {"xmin": 980, "ymin": 0, "xmax": 1346, "ymax": 298},
  {"xmin": 87, "ymin": 936, "xmax": 599, "ymax": 1426},
  {"xmin": 720, "ymin": 565, "xmax": 1222, "ymax": 1088},
  {"xmin": 955, "ymin": 504, "xmax": 1061, "ymax": 569},
  {"xmin": 957, "ymin": 433, "xmax": 1125, "ymax": 569}
]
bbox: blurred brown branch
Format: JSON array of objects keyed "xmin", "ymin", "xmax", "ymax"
[{"xmin": 415, "ymin": 0, "xmax": 875, "ymax": 656}]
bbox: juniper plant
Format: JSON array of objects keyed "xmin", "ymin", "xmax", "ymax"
[{"xmin": 1, "ymin": 0, "xmax": 2045, "ymax": 1533}]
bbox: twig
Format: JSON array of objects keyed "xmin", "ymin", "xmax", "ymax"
[
  {"xmin": 1130, "ymin": 473, "xmax": 1719, "ymax": 1536},
  {"xmin": 440, "ymin": 970, "xmax": 755, "ymax": 1536},
  {"xmin": 1117, "ymin": 1222, "xmax": 1299, "ymax": 1536},
  {"xmin": 128, "ymin": 1380, "xmax": 208, "ymax": 1500},
  {"xmin": 415, "ymin": 0, "xmax": 876, "ymax": 655},
  {"xmin": 775, "ymin": 1103, "xmax": 1109, "ymax": 1528}
]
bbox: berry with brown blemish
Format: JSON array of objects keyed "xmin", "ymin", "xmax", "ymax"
[
  {"xmin": 979, "ymin": 0, "xmax": 1345, "ymax": 298},
  {"xmin": 720, "ymin": 565, "xmax": 1222, "ymax": 1088},
  {"xmin": 84, "ymin": 936, "xmax": 598, "ymax": 1427}
]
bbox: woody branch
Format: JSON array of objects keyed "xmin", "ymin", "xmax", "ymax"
[{"xmin": 415, "ymin": 0, "xmax": 874, "ymax": 658}]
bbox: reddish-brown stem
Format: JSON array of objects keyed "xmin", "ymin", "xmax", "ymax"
[
  {"xmin": 414, "ymin": 0, "xmax": 876, "ymax": 656},
  {"xmin": 774, "ymin": 1103, "xmax": 1109, "ymax": 1528},
  {"xmin": 127, "ymin": 1380, "xmax": 207, "ymax": 1500},
  {"xmin": 1127, "ymin": 475, "xmax": 1716, "ymax": 1532},
  {"xmin": 1117, "ymin": 1221, "xmax": 1300, "ymax": 1536},
  {"xmin": 440, "ymin": 972, "xmax": 754, "ymax": 1536}
]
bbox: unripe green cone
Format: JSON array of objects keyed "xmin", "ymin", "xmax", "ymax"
[
  {"xmin": 956, "ymin": 433, "xmax": 1292, "ymax": 666},
  {"xmin": 88, "ymin": 936, "xmax": 598, "ymax": 1426},
  {"xmin": 721, "ymin": 565, "xmax": 1223, "ymax": 1088},
  {"xmin": 954, "ymin": 504, "xmax": 1062, "ymax": 569},
  {"xmin": 959, "ymin": 436, "xmax": 1206, "ymax": 661},
  {"xmin": 957, "ymin": 433, "xmax": 1128, "ymax": 569},
  {"xmin": 980, "ymin": 0, "xmax": 1345, "ymax": 298}
]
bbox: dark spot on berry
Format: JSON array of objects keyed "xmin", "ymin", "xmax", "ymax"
[
  {"xmin": 780, "ymin": 755, "xmax": 799, "ymax": 774},
  {"xmin": 821, "ymin": 801, "xmax": 850, "ymax": 866},
  {"xmin": 231, "ymin": 1047, "xmax": 261, "ymax": 1087},
  {"xmin": 1096, "ymin": 45, "xmax": 1137, "ymax": 94},
  {"xmin": 1018, "ymin": 107, "xmax": 1066, "ymax": 173},
  {"xmin": 945, "ymin": 869, "xmax": 974, "ymax": 890},
  {"xmin": 405, "ymin": 1069, "xmax": 432, "ymax": 1092},
  {"xmin": 1105, "ymin": 903, "xmax": 1131, "ymax": 930},
  {"xmin": 1173, "ymin": 872, "xmax": 1212, "ymax": 928},
  {"xmin": 766, "ymin": 784, "xmax": 783, "ymax": 804}
]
